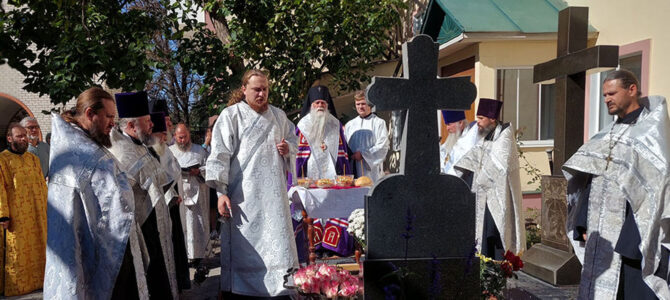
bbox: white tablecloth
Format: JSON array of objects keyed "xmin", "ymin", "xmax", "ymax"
[{"xmin": 288, "ymin": 186, "xmax": 370, "ymax": 219}]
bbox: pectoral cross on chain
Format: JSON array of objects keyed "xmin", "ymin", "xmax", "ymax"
[{"xmin": 605, "ymin": 155, "xmax": 613, "ymax": 170}]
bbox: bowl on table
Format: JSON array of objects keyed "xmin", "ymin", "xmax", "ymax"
[
  {"xmin": 315, "ymin": 178, "xmax": 335, "ymax": 188},
  {"xmin": 336, "ymin": 175, "xmax": 354, "ymax": 187}
]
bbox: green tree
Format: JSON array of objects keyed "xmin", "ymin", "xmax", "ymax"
[
  {"xmin": 0, "ymin": 0, "xmax": 160, "ymax": 106},
  {"xmin": 1, "ymin": 0, "xmax": 405, "ymax": 126}
]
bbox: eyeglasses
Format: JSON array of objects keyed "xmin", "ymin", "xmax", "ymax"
[{"xmin": 26, "ymin": 126, "xmax": 39, "ymax": 130}]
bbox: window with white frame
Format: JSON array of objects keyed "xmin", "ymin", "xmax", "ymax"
[
  {"xmin": 496, "ymin": 68, "xmax": 555, "ymax": 142},
  {"xmin": 587, "ymin": 53, "xmax": 643, "ymax": 137}
]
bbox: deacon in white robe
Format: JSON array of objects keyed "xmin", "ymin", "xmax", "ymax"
[
  {"xmin": 439, "ymin": 110, "xmax": 480, "ymax": 175},
  {"xmin": 170, "ymin": 123, "xmax": 210, "ymax": 260},
  {"xmin": 206, "ymin": 70, "xmax": 298, "ymax": 297},
  {"xmin": 455, "ymin": 98, "xmax": 526, "ymax": 259},
  {"xmin": 108, "ymin": 91, "xmax": 177, "ymax": 299},
  {"xmin": 44, "ymin": 88, "xmax": 148, "ymax": 300},
  {"xmin": 564, "ymin": 71, "xmax": 670, "ymax": 299},
  {"xmin": 344, "ymin": 90, "xmax": 389, "ymax": 183}
]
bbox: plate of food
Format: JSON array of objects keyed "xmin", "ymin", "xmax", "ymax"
[
  {"xmin": 296, "ymin": 178, "xmax": 311, "ymax": 188},
  {"xmin": 336, "ymin": 175, "xmax": 354, "ymax": 187},
  {"xmin": 315, "ymin": 178, "xmax": 335, "ymax": 188}
]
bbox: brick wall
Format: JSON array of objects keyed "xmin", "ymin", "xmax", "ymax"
[{"xmin": 0, "ymin": 64, "xmax": 58, "ymax": 137}]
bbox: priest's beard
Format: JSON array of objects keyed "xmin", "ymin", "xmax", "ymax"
[
  {"xmin": 177, "ymin": 140, "xmax": 191, "ymax": 152},
  {"xmin": 135, "ymin": 125, "xmax": 155, "ymax": 146},
  {"xmin": 27, "ymin": 134, "xmax": 39, "ymax": 145},
  {"xmin": 89, "ymin": 123, "xmax": 112, "ymax": 148},
  {"xmin": 309, "ymin": 108, "xmax": 329, "ymax": 145},
  {"xmin": 443, "ymin": 128, "xmax": 462, "ymax": 153},
  {"xmin": 478, "ymin": 123, "xmax": 496, "ymax": 139},
  {"xmin": 10, "ymin": 140, "xmax": 28, "ymax": 154},
  {"xmin": 153, "ymin": 140, "xmax": 167, "ymax": 156}
]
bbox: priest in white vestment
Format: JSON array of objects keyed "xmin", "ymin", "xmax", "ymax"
[
  {"xmin": 206, "ymin": 69, "xmax": 299, "ymax": 297},
  {"xmin": 455, "ymin": 98, "xmax": 526, "ymax": 259},
  {"xmin": 344, "ymin": 90, "xmax": 389, "ymax": 183},
  {"xmin": 564, "ymin": 70, "xmax": 670, "ymax": 299},
  {"xmin": 108, "ymin": 91, "xmax": 178, "ymax": 299},
  {"xmin": 170, "ymin": 123, "xmax": 210, "ymax": 261},
  {"xmin": 44, "ymin": 87, "xmax": 147, "ymax": 299},
  {"xmin": 439, "ymin": 110, "xmax": 479, "ymax": 175},
  {"xmin": 151, "ymin": 112, "xmax": 191, "ymax": 292}
]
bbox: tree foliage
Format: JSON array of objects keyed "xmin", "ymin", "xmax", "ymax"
[
  {"xmin": 0, "ymin": 0, "xmax": 405, "ymax": 126},
  {"xmin": 0, "ymin": 0, "xmax": 159, "ymax": 106}
]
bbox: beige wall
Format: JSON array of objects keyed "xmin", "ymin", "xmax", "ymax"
[
  {"xmin": 567, "ymin": 0, "xmax": 670, "ymax": 98},
  {"xmin": 475, "ymin": 40, "xmax": 559, "ymax": 192}
]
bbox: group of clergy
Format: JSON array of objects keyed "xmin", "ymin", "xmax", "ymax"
[
  {"xmin": 441, "ymin": 69, "xmax": 670, "ymax": 299},
  {"xmin": 5, "ymin": 66, "xmax": 669, "ymax": 299},
  {"xmin": 41, "ymin": 88, "xmax": 212, "ymax": 299}
]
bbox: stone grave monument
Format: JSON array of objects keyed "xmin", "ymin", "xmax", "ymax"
[
  {"xmin": 522, "ymin": 6, "xmax": 619, "ymax": 285},
  {"xmin": 363, "ymin": 34, "xmax": 479, "ymax": 299}
]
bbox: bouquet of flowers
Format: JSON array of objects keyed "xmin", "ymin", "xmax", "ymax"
[
  {"xmin": 286, "ymin": 263, "xmax": 362, "ymax": 299},
  {"xmin": 478, "ymin": 251, "xmax": 524, "ymax": 299},
  {"xmin": 346, "ymin": 209, "xmax": 365, "ymax": 248}
]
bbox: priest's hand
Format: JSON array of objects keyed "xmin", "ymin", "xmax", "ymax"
[
  {"xmin": 277, "ymin": 139, "xmax": 289, "ymax": 156},
  {"xmin": 177, "ymin": 196, "xmax": 183, "ymax": 204},
  {"xmin": 352, "ymin": 151, "xmax": 363, "ymax": 161},
  {"xmin": 218, "ymin": 194, "xmax": 232, "ymax": 218},
  {"xmin": 189, "ymin": 168, "xmax": 201, "ymax": 176},
  {"xmin": 582, "ymin": 233, "xmax": 587, "ymax": 242}
]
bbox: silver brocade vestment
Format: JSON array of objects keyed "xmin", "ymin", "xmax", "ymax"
[
  {"xmin": 297, "ymin": 112, "xmax": 342, "ymax": 180},
  {"xmin": 206, "ymin": 102, "xmax": 299, "ymax": 297},
  {"xmin": 43, "ymin": 114, "xmax": 148, "ymax": 300},
  {"xmin": 108, "ymin": 129, "xmax": 178, "ymax": 298},
  {"xmin": 455, "ymin": 123, "xmax": 526, "ymax": 255},
  {"xmin": 344, "ymin": 114, "xmax": 390, "ymax": 183},
  {"xmin": 442, "ymin": 121, "xmax": 480, "ymax": 175},
  {"xmin": 564, "ymin": 96, "xmax": 670, "ymax": 299},
  {"xmin": 170, "ymin": 143, "xmax": 209, "ymax": 259}
]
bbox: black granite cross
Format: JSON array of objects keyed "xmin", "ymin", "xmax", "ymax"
[
  {"xmin": 366, "ymin": 34, "xmax": 476, "ymax": 176},
  {"xmin": 533, "ymin": 6, "xmax": 619, "ymax": 175},
  {"xmin": 363, "ymin": 35, "xmax": 479, "ymax": 299}
]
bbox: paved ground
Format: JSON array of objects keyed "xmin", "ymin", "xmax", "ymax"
[{"xmin": 1, "ymin": 245, "xmax": 579, "ymax": 299}]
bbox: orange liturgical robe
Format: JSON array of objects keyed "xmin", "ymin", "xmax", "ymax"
[{"xmin": 0, "ymin": 149, "xmax": 47, "ymax": 296}]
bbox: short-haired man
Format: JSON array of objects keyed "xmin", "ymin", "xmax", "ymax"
[
  {"xmin": 455, "ymin": 98, "xmax": 526, "ymax": 260},
  {"xmin": 565, "ymin": 69, "xmax": 670, "ymax": 298},
  {"xmin": 344, "ymin": 90, "xmax": 389, "ymax": 183},
  {"xmin": 170, "ymin": 123, "xmax": 210, "ymax": 264},
  {"xmin": 0, "ymin": 123, "xmax": 47, "ymax": 296},
  {"xmin": 20, "ymin": 117, "xmax": 49, "ymax": 177}
]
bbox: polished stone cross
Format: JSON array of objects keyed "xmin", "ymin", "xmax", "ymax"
[
  {"xmin": 366, "ymin": 34, "xmax": 476, "ymax": 176},
  {"xmin": 533, "ymin": 6, "xmax": 619, "ymax": 175},
  {"xmin": 363, "ymin": 35, "xmax": 479, "ymax": 299}
]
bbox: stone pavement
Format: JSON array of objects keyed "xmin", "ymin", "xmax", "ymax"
[
  {"xmin": 0, "ymin": 248, "xmax": 580, "ymax": 299},
  {"xmin": 506, "ymin": 271, "xmax": 579, "ymax": 299}
]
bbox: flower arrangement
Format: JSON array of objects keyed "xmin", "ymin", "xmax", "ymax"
[
  {"xmin": 478, "ymin": 251, "xmax": 524, "ymax": 299},
  {"xmin": 347, "ymin": 209, "xmax": 366, "ymax": 248},
  {"xmin": 286, "ymin": 263, "xmax": 362, "ymax": 299}
]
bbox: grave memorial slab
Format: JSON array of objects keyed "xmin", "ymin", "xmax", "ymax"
[
  {"xmin": 363, "ymin": 34, "xmax": 479, "ymax": 299},
  {"xmin": 523, "ymin": 6, "xmax": 619, "ymax": 285}
]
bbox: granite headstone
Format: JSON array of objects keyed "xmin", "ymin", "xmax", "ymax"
[{"xmin": 363, "ymin": 34, "xmax": 479, "ymax": 299}]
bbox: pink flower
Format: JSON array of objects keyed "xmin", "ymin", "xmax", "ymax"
[
  {"xmin": 338, "ymin": 280, "xmax": 360, "ymax": 297},
  {"xmin": 322, "ymin": 280, "xmax": 340, "ymax": 298}
]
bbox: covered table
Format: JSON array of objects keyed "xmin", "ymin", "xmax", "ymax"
[{"xmin": 289, "ymin": 186, "xmax": 369, "ymax": 263}]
